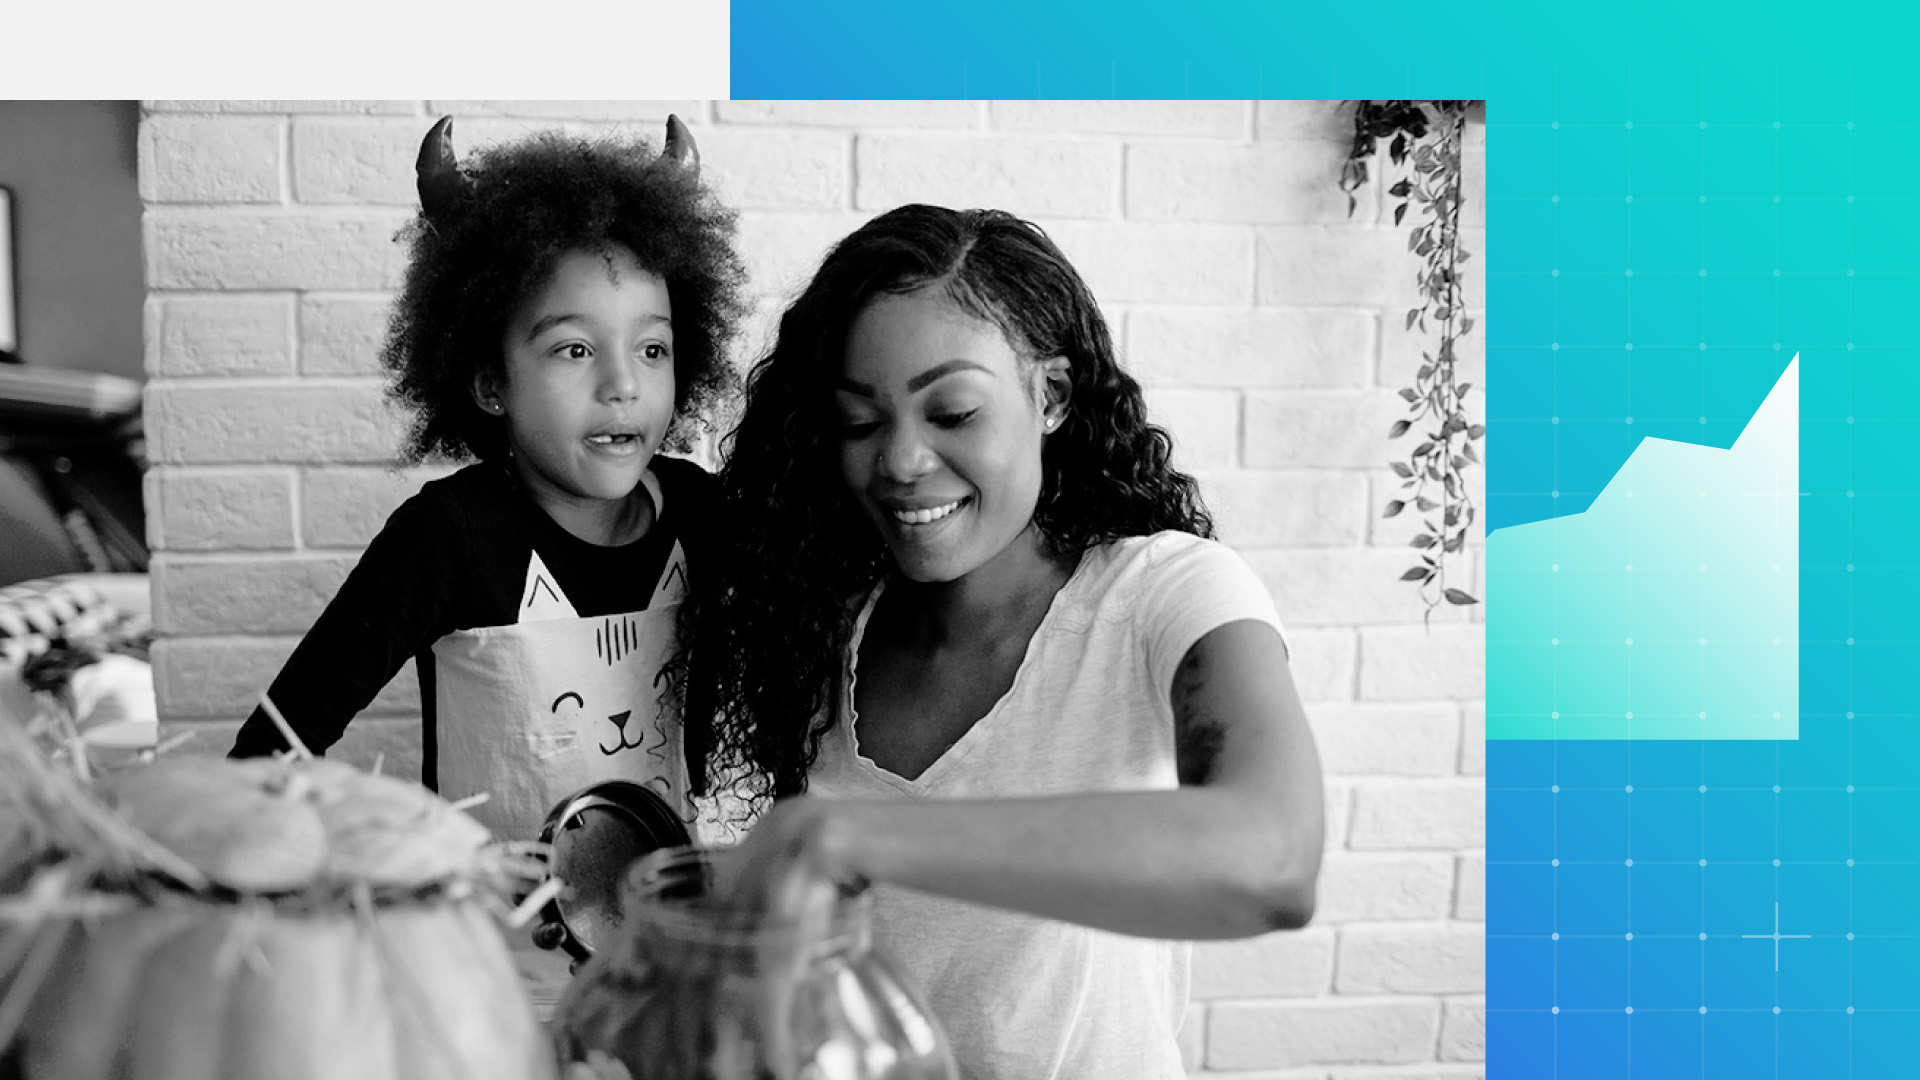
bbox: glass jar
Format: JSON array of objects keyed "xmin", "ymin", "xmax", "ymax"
[{"xmin": 552, "ymin": 847, "xmax": 957, "ymax": 1080}]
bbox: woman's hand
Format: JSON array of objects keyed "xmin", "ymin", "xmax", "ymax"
[{"xmin": 709, "ymin": 797, "xmax": 858, "ymax": 1080}]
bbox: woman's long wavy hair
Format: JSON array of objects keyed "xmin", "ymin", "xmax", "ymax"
[{"xmin": 679, "ymin": 205, "xmax": 1213, "ymax": 806}]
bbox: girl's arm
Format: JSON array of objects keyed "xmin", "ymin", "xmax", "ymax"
[
  {"xmin": 230, "ymin": 496, "xmax": 460, "ymax": 759},
  {"xmin": 724, "ymin": 618, "xmax": 1323, "ymax": 941}
]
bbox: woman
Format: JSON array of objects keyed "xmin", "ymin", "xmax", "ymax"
[{"xmin": 680, "ymin": 205, "xmax": 1323, "ymax": 1078}]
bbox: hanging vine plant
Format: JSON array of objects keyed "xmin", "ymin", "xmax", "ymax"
[{"xmin": 1342, "ymin": 99, "xmax": 1484, "ymax": 621}]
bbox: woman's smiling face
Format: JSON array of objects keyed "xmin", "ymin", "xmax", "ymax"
[{"xmin": 835, "ymin": 288, "xmax": 1060, "ymax": 584}]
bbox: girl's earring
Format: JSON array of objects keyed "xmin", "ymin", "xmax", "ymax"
[{"xmin": 485, "ymin": 399, "xmax": 504, "ymax": 415}]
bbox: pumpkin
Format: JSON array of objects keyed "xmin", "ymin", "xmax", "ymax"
[{"xmin": 0, "ymin": 718, "xmax": 558, "ymax": 1080}]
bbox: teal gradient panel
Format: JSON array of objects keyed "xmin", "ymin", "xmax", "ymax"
[{"xmin": 730, "ymin": 0, "xmax": 1920, "ymax": 1074}]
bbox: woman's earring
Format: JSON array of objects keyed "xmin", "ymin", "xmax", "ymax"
[
  {"xmin": 485, "ymin": 398, "xmax": 503, "ymax": 415},
  {"xmin": 1045, "ymin": 415, "xmax": 1060, "ymax": 430}
]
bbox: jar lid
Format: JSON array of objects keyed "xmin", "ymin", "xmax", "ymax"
[{"xmin": 535, "ymin": 780, "xmax": 692, "ymax": 961}]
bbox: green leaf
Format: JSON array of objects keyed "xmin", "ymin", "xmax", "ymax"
[
  {"xmin": 1398, "ymin": 388, "xmax": 1420, "ymax": 403},
  {"xmin": 1443, "ymin": 505, "xmax": 1460, "ymax": 526},
  {"xmin": 1443, "ymin": 533, "xmax": 1465, "ymax": 553},
  {"xmin": 1461, "ymin": 442, "xmax": 1480, "ymax": 464},
  {"xmin": 1389, "ymin": 419, "xmax": 1412, "ymax": 439},
  {"xmin": 1443, "ymin": 588, "xmax": 1480, "ymax": 605},
  {"xmin": 1461, "ymin": 317, "xmax": 1475, "ymax": 334},
  {"xmin": 1383, "ymin": 499, "xmax": 1406, "ymax": 518},
  {"xmin": 1405, "ymin": 308, "xmax": 1420, "ymax": 331},
  {"xmin": 1400, "ymin": 567, "xmax": 1431, "ymax": 582},
  {"xmin": 1393, "ymin": 202, "xmax": 1409, "ymax": 225},
  {"xmin": 1457, "ymin": 382, "xmax": 1472, "ymax": 397},
  {"xmin": 1467, "ymin": 423, "xmax": 1486, "ymax": 439},
  {"xmin": 1416, "ymin": 496, "xmax": 1440, "ymax": 511},
  {"xmin": 1413, "ymin": 441, "xmax": 1435, "ymax": 458},
  {"xmin": 1388, "ymin": 179, "xmax": 1412, "ymax": 197},
  {"xmin": 1410, "ymin": 533, "xmax": 1438, "ymax": 549},
  {"xmin": 1390, "ymin": 461, "xmax": 1414, "ymax": 478}
]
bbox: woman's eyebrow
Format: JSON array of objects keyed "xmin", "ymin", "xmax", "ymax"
[{"xmin": 907, "ymin": 359, "xmax": 989, "ymax": 392}]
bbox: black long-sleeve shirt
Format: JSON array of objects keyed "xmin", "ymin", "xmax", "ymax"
[{"xmin": 230, "ymin": 456, "xmax": 713, "ymax": 789}]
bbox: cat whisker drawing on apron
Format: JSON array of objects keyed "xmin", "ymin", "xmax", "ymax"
[{"xmin": 434, "ymin": 472, "xmax": 695, "ymax": 843}]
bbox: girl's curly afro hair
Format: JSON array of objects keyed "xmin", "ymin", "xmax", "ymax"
[
  {"xmin": 382, "ymin": 125, "xmax": 749, "ymax": 462},
  {"xmin": 677, "ymin": 204, "xmax": 1214, "ymax": 807}
]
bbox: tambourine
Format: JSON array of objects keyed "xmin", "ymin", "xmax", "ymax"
[{"xmin": 531, "ymin": 780, "xmax": 692, "ymax": 962}]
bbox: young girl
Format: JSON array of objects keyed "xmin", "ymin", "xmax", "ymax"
[
  {"xmin": 230, "ymin": 117, "xmax": 748, "ymax": 849},
  {"xmin": 680, "ymin": 205, "xmax": 1325, "ymax": 1078}
]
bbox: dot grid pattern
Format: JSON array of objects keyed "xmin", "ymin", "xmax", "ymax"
[{"xmin": 1487, "ymin": 63, "xmax": 1920, "ymax": 1077}]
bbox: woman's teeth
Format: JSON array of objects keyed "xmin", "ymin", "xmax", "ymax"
[
  {"xmin": 893, "ymin": 500, "xmax": 962, "ymax": 525},
  {"xmin": 587, "ymin": 433, "xmax": 638, "ymax": 446}
]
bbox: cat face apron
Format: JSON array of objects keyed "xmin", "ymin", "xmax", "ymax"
[{"xmin": 430, "ymin": 473, "xmax": 696, "ymax": 843}]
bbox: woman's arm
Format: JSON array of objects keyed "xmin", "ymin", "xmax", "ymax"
[{"xmin": 724, "ymin": 618, "xmax": 1323, "ymax": 940}]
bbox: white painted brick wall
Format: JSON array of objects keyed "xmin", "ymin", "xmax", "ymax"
[{"xmin": 138, "ymin": 101, "xmax": 1485, "ymax": 1075}]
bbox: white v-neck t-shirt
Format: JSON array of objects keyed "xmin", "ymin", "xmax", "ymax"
[{"xmin": 807, "ymin": 531, "xmax": 1287, "ymax": 1080}]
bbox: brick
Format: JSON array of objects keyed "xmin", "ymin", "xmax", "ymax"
[
  {"xmin": 1323, "ymin": 781, "xmax": 1352, "ymax": 850},
  {"xmin": 1177, "ymin": 1004, "xmax": 1204, "ymax": 1074},
  {"xmin": 1348, "ymin": 781, "xmax": 1485, "ymax": 850},
  {"xmin": 151, "ymin": 555, "xmax": 356, "ymax": 636},
  {"xmin": 1369, "ymin": 472, "xmax": 1486, "ymax": 551},
  {"xmin": 1462, "ymin": 144, "xmax": 1485, "ymax": 229},
  {"xmin": 1459, "ymin": 703, "xmax": 1484, "ymax": 777},
  {"xmin": 1207, "ymin": 999, "xmax": 1437, "ymax": 1070},
  {"xmin": 1455, "ymin": 853, "xmax": 1485, "ymax": 921},
  {"xmin": 152, "ymin": 637, "xmax": 419, "ymax": 722},
  {"xmin": 1247, "ymin": 391, "xmax": 1406, "ymax": 470},
  {"xmin": 292, "ymin": 120, "xmax": 419, "ymax": 205},
  {"xmin": 146, "ymin": 294, "xmax": 296, "ymax": 377},
  {"xmin": 1127, "ymin": 141, "xmax": 1351, "ymax": 224},
  {"xmin": 146, "ymin": 383, "xmax": 404, "ymax": 465},
  {"xmin": 1246, "ymin": 549, "xmax": 1469, "ymax": 630},
  {"xmin": 1257, "ymin": 227, "xmax": 1419, "ymax": 308},
  {"xmin": 428, "ymin": 101, "xmax": 706, "ymax": 121},
  {"xmin": 1335, "ymin": 924, "xmax": 1484, "ymax": 995},
  {"xmin": 139, "ymin": 116, "xmax": 282, "ymax": 204},
  {"xmin": 1440, "ymin": 997, "xmax": 1485, "ymax": 1062},
  {"xmin": 1142, "ymin": 388, "xmax": 1239, "ymax": 471},
  {"xmin": 697, "ymin": 127, "xmax": 850, "ymax": 211},
  {"xmin": 145, "ymin": 468, "xmax": 294, "ymax": 551},
  {"xmin": 1314, "ymin": 854, "xmax": 1454, "ymax": 922},
  {"xmin": 151, "ymin": 101, "xmax": 416, "ymax": 115},
  {"xmin": 1196, "ymin": 471, "xmax": 1367, "ymax": 549},
  {"xmin": 1459, "ymin": 229, "xmax": 1485, "ymax": 309},
  {"xmin": 991, "ymin": 100, "xmax": 1247, "ymax": 138},
  {"xmin": 1192, "ymin": 928, "xmax": 1335, "ymax": 999},
  {"xmin": 717, "ymin": 101, "xmax": 978, "ymax": 129},
  {"xmin": 1257, "ymin": 101, "xmax": 1352, "ymax": 143},
  {"xmin": 1042, "ymin": 221, "xmax": 1250, "ymax": 306},
  {"xmin": 1299, "ymin": 702, "xmax": 1460, "ymax": 776},
  {"xmin": 301, "ymin": 295, "xmax": 394, "ymax": 376},
  {"xmin": 145, "ymin": 209, "xmax": 412, "ymax": 290},
  {"xmin": 1336, "ymin": 1060, "xmax": 1482, "ymax": 1068},
  {"xmin": 1278, "ymin": 628, "xmax": 1356, "ymax": 706},
  {"xmin": 1378, "ymin": 313, "xmax": 1486, "ymax": 396},
  {"xmin": 1358, "ymin": 626, "xmax": 1485, "ymax": 702},
  {"xmin": 302, "ymin": 466, "xmax": 448, "ymax": 549},
  {"xmin": 736, "ymin": 212, "xmax": 873, "ymax": 299},
  {"xmin": 856, "ymin": 136, "xmax": 1116, "ymax": 219},
  {"xmin": 1127, "ymin": 309, "xmax": 1371, "ymax": 389}
]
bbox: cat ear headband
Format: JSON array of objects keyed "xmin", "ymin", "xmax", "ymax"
[{"xmin": 414, "ymin": 114, "xmax": 701, "ymax": 224}]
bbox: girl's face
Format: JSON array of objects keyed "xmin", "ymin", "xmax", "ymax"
[
  {"xmin": 483, "ymin": 245, "xmax": 676, "ymax": 525},
  {"xmin": 835, "ymin": 289, "xmax": 1062, "ymax": 584}
]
